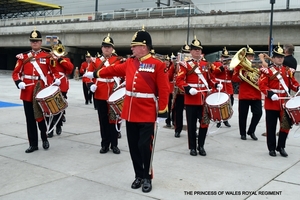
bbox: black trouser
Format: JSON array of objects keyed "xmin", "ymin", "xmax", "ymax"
[
  {"xmin": 266, "ymin": 110, "xmax": 288, "ymax": 151},
  {"xmin": 95, "ymin": 99, "xmax": 118, "ymax": 148},
  {"xmin": 50, "ymin": 92, "xmax": 67, "ymax": 132},
  {"xmin": 238, "ymin": 100, "xmax": 262, "ymax": 136},
  {"xmin": 173, "ymin": 94, "xmax": 184, "ymax": 133},
  {"xmin": 126, "ymin": 121, "xmax": 154, "ymax": 180},
  {"xmin": 185, "ymin": 105, "xmax": 207, "ymax": 150},
  {"xmin": 23, "ymin": 101, "xmax": 47, "ymax": 147},
  {"xmin": 165, "ymin": 93, "xmax": 173, "ymax": 125},
  {"xmin": 82, "ymin": 82, "xmax": 92, "ymax": 103}
]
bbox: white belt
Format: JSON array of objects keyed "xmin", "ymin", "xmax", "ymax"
[
  {"xmin": 23, "ymin": 75, "xmax": 39, "ymax": 80},
  {"xmin": 59, "ymin": 72, "xmax": 65, "ymax": 76},
  {"xmin": 97, "ymin": 78, "xmax": 114, "ymax": 83},
  {"xmin": 126, "ymin": 90, "xmax": 156, "ymax": 98},
  {"xmin": 271, "ymin": 89, "xmax": 286, "ymax": 94},
  {"xmin": 216, "ymin": 78, "xmax": 231, "ymax": 83},
  {"xmin": 188, "ymin": 83, "xmax": 205, "ymax": 88}
]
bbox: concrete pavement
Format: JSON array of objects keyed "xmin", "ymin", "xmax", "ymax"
[{"xmin": 1, "ymin": 71, "xmax": 300, "ymax": 200}]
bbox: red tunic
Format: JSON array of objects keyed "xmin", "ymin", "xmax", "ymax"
[
  {"xmin": 80, "ymin": 61, "xmax": 93, "ymax": 83},
  {"xmin": 95, "ymin": 54, "xmax": 169, "ymax": 122},
  {"xmin": 166, "ymin": 62, "xmax": 175, "ymax": 94},
  {"xmin": 176, "ymin": 59, "xmax": 217, "ymax": 105},
  {"xmin": 12, "ymin": 50, "xmax": 55, "ymax": 102},
  {"xmin": 53, "ymin": 57, "xmax": 74, "ymax": 92},
  {"xmin": 258, "ymin": 65, "xmax": 299, "ymax": 111},
  {"xmin": 88, "ymin": 55, "xmax": 121, "ymax": 100},
  {"xmin": 232, "ymin": 65, "xmax": 261, "ymax": 100},
  {"xmin": 212, "ymin": 61, "xmax": 233, "ymax": 94}
]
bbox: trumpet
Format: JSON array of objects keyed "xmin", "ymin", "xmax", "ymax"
[{"xmin": 41, "ymin": 44, "xmax": 67, "ymax": 57}]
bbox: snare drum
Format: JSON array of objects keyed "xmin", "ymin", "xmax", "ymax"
[
  {"xmin": 285, "ymin": 96, "xmax": 300, "ymax": 125},
  {"xmin": 35, "ymin": 85, "xmax": 68, "ymax": 116},
  {"xmin": 205, "ymin": 92, "xmax": 233, "ymax": 122},
  {"xmin": 107, "ymin": 87, "xmax": 126, "ymax": 116}
]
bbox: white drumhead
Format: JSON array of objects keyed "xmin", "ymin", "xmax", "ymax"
[
  {"xmin": 285, "ymin": 96, "xmax": 300, "ymax": 109},
  {"xmin": 36, "ymin": 85, "xmax": 59, "ymax": 98},
  {"xmin": 108, "ymin": 87, "xmax": 126, "ymax": 102},
  {"xmin": 205, "ymin": 92, "xmax": 228, "ymax": 106}
]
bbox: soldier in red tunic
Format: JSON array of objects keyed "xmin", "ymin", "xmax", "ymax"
[
  {"xmin": 232, "ymin": 46, "xmax": 261, "ymax": 141},
  {"xmin": 87, "ymin": 34, "xmax": 122, "ymax": 154},
  {"xmin": 47, "ymin": 39, "xmax": 74, "ymax": 138},
  {"xmin": 12, "ymin": 28, "xmax": 55, "ymax": 153},
  {"xmin": 212, "ymin": 47, "xmax": 234, "ymax": 128},
  {"xmin": 84, "ymin": 26, "xmax": 169, "ymax": 193},
  {"xmin": 176, "ymin": 36, "xmax": 219, "ymax": 157},
  {"xmin": 164, "ymin": 55, "xmax": 175, "ymax": 128},
  {"xmin": 258, "ymin": 44, "xmax": 300, "ymax": 157},
  {"xmin": 80, "ymin": 52, "xmax": 93, "ymax": 105}
]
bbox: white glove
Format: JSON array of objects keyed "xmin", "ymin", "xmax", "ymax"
[
  {"xmin": 217, "ymin": 83, "xmax": 223, "ymax": 91},
  {"xmin": 189, "ymin": 88, "xmax": 198, "ymax": 95},
  {"xmin": 83, "ymin": 71, "xmax": 94, "ymax": 79},
  {"xmin": 90, "ymin": 84, "xmax": 97, "ymax": 93},
  {"xmin": 16, "ymin": 53, "xmax": 24, "ymax": 59},
  {"xmin": 156, "ymin": 117, "xmax": 167, "ymax": 123},
  {"xmin": 271, "ymin": 94, "xmax": 279, "ymax": 101},
  {"xmin": 18, "ymin": 82, "xmax": 26, "ymax": 89},
  {"xmin": 53, "ymin": 79, "xmax": 61, "ymax": 86}
]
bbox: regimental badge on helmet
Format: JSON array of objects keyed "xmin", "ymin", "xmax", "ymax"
[
  {"xmin": 181, "ymin": 41, "xmax": 191, "ymax": 53},
  {"xmin": 131, "ymin": 25, "xmax": 152, "ymax": 47},
  {"xmin": 246, "ymin": 45, "xmax": 255, "ymax": 55},
  {"xmin": 85, "ymin": 51, "xmax": 91, "ymax": 57},
  {"xmin": 272, "ymin": 43, "xmax": 285, "ymax": 57},
  {"xmin": 102, "ymin": 33, "xmax": 114, "ymax": 47},
  {"xmin": 221, "ymin": 47, "xmax": 230, "ymax": 57},
  {"xmin": 29, "ymin": 27, "xmax": 42, "ymax": 41},
  {"xmin": 190, "ymin": 36, "xmax": 203, "ymax": 49}
]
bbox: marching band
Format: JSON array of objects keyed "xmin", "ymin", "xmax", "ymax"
[{"xmin": 11, "ymin": 27, "xmax": 300, "ymax": 193}]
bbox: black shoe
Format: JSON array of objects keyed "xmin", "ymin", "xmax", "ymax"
[
  {"xmin": 56, "ymin": 126, "xmax": 62, "ymax": 135},
  {"xmin": 43, "ymin": 140, "xmax": 50, "ymax": 150},
  {"xmin": 142, "ymin": 179, "xmax": 152, "ymax": 193},
  {"xmin": 241, "ymin": 135, "xmax": 247, "ymax": 140},
  {"xmin": 131, "ymin": 177, "xmax": 143, "ymax": 189},
  {"xmin": 99, "ymin": 146, "xmax": 109, "ymax": 154},
  {"xmin": 47, "ymin": 131, "xmax": 53, "ymax": 138},
  {"xmin": 111, "ymin": 146, "xmax": 120, "ymax": 154},
  {"xmin": 165, "ymin": 124, "xmax": 172, "ymax": 128},
  {"xmin": 276, "ymin": 147, "xmax": 288, "ymax": 157},
  {"xmin": 25, "ymin": 146, "xmax": 38, "ymax": 153},
  {"xmin": 248, "ymin": 133, "xmax": 258, "ymax": 140},
  {"xmin": 190, "ymin": 149, "xmax": 197, "ymax": 156},
  {"xmin": 216, "ymin": 123, "xmax": 221, "ymax": 128},
  {"xmin": 269, "ymin": 150, "xmax": 277, "ymax": 157},
  {"xmin": 118, "ymin": 132, "xmax": 121, "ymax": 139},
  {"xmin": 62, "ymin": 115, "xmax": 66, "ymax": 123},
  {"xmin": 85, "ymin": 101, "xmax": 88, "ymax": 105},
  {"xmin": 174, "ymin": 132, "xmax": 180, "ymax": 138},
  {"xmin": 223, "ymin": 121, "xmax": 231, "ymax": 127},
  {"xmin": 198, "ymin": 147, "xmax": 207, "ymax": 156}
]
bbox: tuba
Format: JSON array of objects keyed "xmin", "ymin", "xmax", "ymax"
[{"xmin": 229, "ymin": 48, "xmax": 260, "ymax": 90}]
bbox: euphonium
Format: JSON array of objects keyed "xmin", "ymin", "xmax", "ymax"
[
  {"xmin": 229, "ymin": 47, "xmax": 260, "ymax": 90},
  {"xmin": 52, "ymin": 44, "xmax": 67, "ymax": 57}
]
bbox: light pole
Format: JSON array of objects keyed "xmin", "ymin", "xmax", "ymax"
[{"xmin": 268, "ymin": 0, "xmax": 275, "ymax": 57}]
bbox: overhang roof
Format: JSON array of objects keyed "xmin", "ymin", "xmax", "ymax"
[{"xmin": 0, "ymin": 0, "xmax": 61, "ymax": 18}]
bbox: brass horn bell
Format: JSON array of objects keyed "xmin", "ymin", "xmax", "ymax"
[{"xmin": 229, "ymin": 47, "xmax": 260, "ymax": 91}]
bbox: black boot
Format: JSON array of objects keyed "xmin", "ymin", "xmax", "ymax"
[{"xmin": 276, "ymin": 132, "xmax": 288, "ymax": 157}]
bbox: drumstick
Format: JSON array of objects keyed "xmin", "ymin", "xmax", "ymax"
[
  {"xmin": 294, "ymin": 90, "xmax": 300, "ymax": 97},
  {"xmin": 25, "ymin": 83, "xmax": 35, "ymax": 87},
  {"xmin": 197, "ymin": 89, "xmax": 211, "ymax": 93},
  {"xmin": 278, "ymin": 97, "xmax": 292, "ymax": 100},
  {"xmin": 114, "ymin": 81, "xmax": 126, "ymax": 91}
]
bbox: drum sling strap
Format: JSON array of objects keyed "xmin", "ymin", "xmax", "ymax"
[
  {"xmin": 187, "ymin": 60, "xmax": 210, "ymax": 91},
  {"xmin": 270, "ymin": 66, "xmax": 290, "ymax": 96},
  {"xmin": 31, "ymin": 59, "xmax": 48, "ymax": 86}
]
